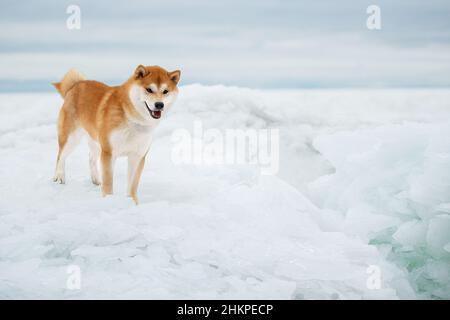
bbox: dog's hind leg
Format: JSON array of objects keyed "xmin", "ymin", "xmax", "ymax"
[
  {"xmin": 53, "ymin": 108, "xmax": 82, "ymax": 184},
  {"xmin": 100, "ymin": 149, "xmax": 114, "ymax": 196},
  {"xmin": 88, "ymin": 138, "xmax": 101, "ymax": 185}
]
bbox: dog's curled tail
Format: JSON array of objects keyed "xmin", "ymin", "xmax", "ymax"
[{"xmin": 52, "ymin": 69, "xmax": 86, "ymax": 98}]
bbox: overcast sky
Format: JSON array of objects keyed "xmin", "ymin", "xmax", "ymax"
[{"xmin": 1, "ymin": 0, "xmax": 450, "ymax": 90}]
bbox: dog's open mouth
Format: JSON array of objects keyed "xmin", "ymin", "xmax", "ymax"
[{"xmin": 144, "ymin": 101, "xmax": 162, "ymax": 119}]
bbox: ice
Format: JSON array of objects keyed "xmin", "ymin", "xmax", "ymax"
[
  {"xmin": 1, "ymin": 86, "xmax": 450, "ymax": 299},
  {"xmin": 392, "ymin": 220, "xmax": 427, "ymax": 247},
  {"xmin": 427, "ymin": 215, "xmax": 450, "ymax": 259},
  {"xmin": 309, "ymin": 121, "xmax": 450, "ymax": 299}
]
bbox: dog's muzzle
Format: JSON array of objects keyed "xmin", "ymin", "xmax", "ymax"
[{"xmin": 144, "ymin": 101, "xmax": 161, "ymax": 119}]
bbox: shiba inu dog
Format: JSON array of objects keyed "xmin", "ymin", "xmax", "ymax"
[{"xmin": 52, "ymin": 65, "xmax": 181, "ymax": 204}]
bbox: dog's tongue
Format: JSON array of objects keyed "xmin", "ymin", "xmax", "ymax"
[{"xmin": 153, "ymin": 110, "xmax": 161, "ymax": 118}]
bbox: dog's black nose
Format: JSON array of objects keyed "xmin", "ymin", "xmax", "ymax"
[{"xmin": 154, "ymin": 102, "xmax": 164, "ymax": 110}]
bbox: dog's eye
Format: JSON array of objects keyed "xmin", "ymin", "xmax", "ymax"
[
  {"xmin": 163, "ymin": 89, "xmax": 169, "ymax": 95},
  {"xmin": 146, "ymin": 88, "xmax": 153, "ymax": 94}
]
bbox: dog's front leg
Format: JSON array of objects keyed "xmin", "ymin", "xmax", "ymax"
[
  {"xmin": 101, "ymin": 150, "xmax": 114, "ymax": 196},
  {"xmin": 127, "ymin": 153, "xmax": 146, "ymax": 204}
]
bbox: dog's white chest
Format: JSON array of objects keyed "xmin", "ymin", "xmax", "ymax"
[{"xmin": 110, "ymin": 123, "xmax": 154, "ymax": 157}]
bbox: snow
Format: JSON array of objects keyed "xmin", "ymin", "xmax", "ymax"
[{"xmin": 0, "ymin": 86, "xmax": 449, "ymax": 299}]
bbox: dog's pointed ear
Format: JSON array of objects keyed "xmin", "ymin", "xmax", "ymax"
[
  {"xmin": 135, "ymin": 65, "xmax": 148, "ymax": 79},
  {"xmin": 168, "ymin": 70, "xmax": 181, "ymax": 84}
]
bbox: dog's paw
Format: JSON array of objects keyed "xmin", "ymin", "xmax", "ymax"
[
  {"xmin": 127, "ymin": 193, "xmax": 139, "ymax": 205},
  {"xmin": 91, "ymin": 176, "xmax": 101, "ymax": 186},
  {"xmin": 53, "ymin": 173, "xmax": 65, "ymax": 184},
  {"xmin": 101, "ymin": 185, "xmax": 113, "ymax": 197}
]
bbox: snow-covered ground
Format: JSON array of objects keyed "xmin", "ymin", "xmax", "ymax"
[{"xmin": 0, "ymin": 86, "xmax": 449, "ymax": 299}]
